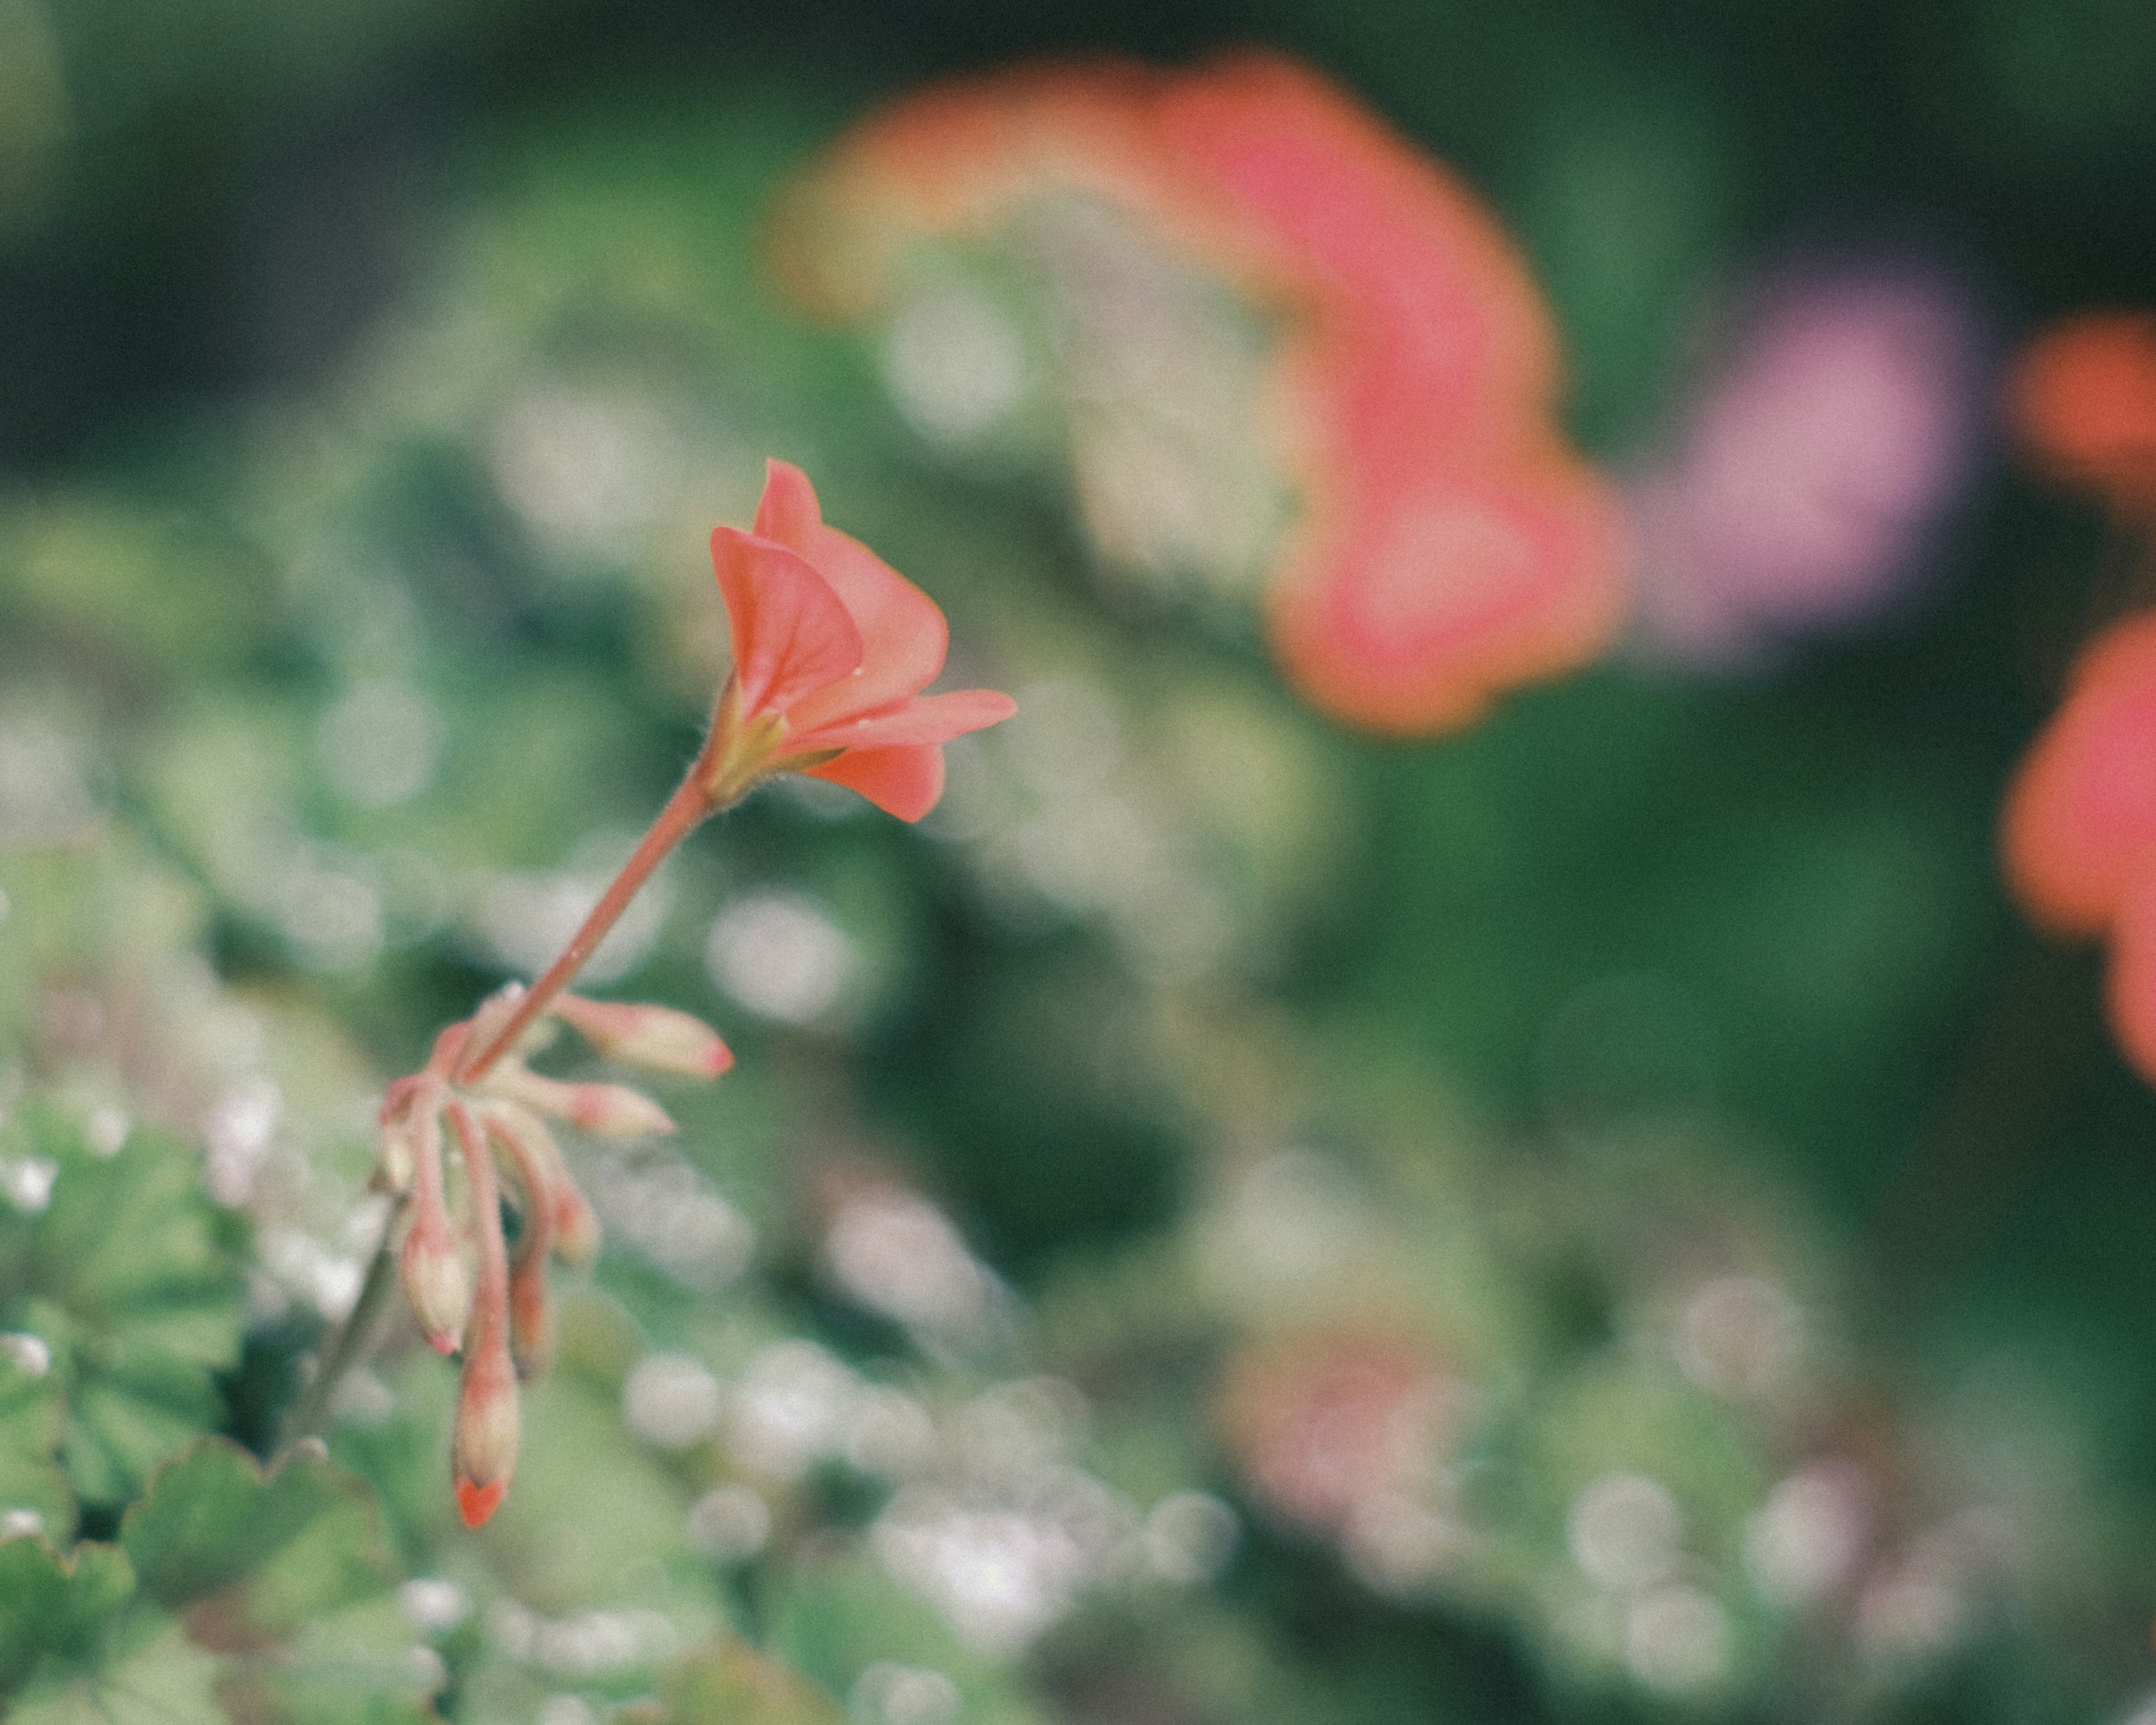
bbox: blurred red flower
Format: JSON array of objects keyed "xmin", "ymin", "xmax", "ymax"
[
  {"xmin": 774, "ymin": 54, "xmax": 1627, "ymax": 735},
  {"xmin": 2002, "ymin": 610, "xmax": 2156, "ymax": 939},
  {"xmin": 2002, "ymin": 610, "xmax": 2156, "ymax": 1084},
  {"xmin": 1214, "ymin": 1326, "xmax": 1458, "ymax": 1534}
]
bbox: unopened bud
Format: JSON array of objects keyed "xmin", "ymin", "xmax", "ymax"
[
  {"xmin": 399, "ymin": 1212, "xmax": 470, "ymax": 1354},
  {"xmin": 482, "ymin": 1102, "xmax": 603, "ymax": 1268},
  {"xmin": 565, "ymin": 1081, "xmax": 674, "ymax": 1136},
  {"xmin": 453, "ymin": 1330, "xmax": 519, "ymax": 1528},
  {"xmin": 497, "ymin": 1069, "xmax": 674, "ymax": 1137},
  {"xmin": 553, "ymin": 995, "xmax": 734, "ymax": 1078},
  {"xmin": 399, "ymin": 1104, "xmax": 469, "ymax": 1351}
]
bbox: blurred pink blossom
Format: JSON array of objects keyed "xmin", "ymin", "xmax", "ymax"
[{"xmin": 1629, "ymin": 257, "xmax": 1988, "ymax": 665}]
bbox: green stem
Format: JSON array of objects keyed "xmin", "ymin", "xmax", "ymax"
[{"xmin": 286, "ymin": 1216, "xmax": 401, "ymax": 1443}]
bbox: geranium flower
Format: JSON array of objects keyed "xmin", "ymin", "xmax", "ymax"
[
  {"xmin": 326, "ymin": 462, "xmax": 1015, "ymax": 1529},
  {"xmin": 698, "ymin": 459, "xmax": 1017, "ymax": 820}
]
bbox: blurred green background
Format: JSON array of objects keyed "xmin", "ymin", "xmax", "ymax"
[{"xmin": 4, "ymin": 0, "xmax": 2156, "ymax": 1721}]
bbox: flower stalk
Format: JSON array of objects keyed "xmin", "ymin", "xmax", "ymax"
[{"xmin": 295, "ymin": 459, "xmax": 1013, "ymax": 1527}]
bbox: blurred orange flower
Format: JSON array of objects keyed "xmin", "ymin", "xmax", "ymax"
[
  {"xmin": 774, "ymin": 54, "xmax": 1627, "ymax": 735},
  {"xmin": 2008, "ymin": 311, "xmax": 2156, "ymax": 520}
]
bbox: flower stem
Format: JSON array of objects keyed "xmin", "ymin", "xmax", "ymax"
[
  {"xmin": 457, "ymin": 772, "xmax": 714, "ymax": 1085},
  {"xmin": 285, "ymin": 1214, "xmax": 400, "ymax": 1443}
]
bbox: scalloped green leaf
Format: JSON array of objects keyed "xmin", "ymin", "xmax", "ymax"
[
  {"xmin": 0, "ymin": 1535, "xmax": 161, "ymax": 1706},
  {"xmin": 0, "ymin": 1355, "xmax": 75, "ymax": 1544},
  {"xmin": 0, "ymin": 1438, "xmax": 441, "ymax": 1723},
  {"xmin": 122, "ymin": 1437, "xmax": 444, "ymax": 1724},
  {"xmin": 0, "ymin": 1102, "xmax": 248, "ymax": 1506}
]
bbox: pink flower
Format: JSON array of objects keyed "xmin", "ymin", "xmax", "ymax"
[
  {"xmin": 1628, "ymin": 257, "xmax": 1985, "ymax": 665},
  {"xmin": 700, "ymin": 460, "xmax": 1017, "ymax": 820}
]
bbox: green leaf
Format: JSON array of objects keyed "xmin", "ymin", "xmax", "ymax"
[
  {"xmin": 0, "ymin": 1535, "xmax": 143, "ymax": 1699},
  {"xmin": 1, "ymin": 1437, "xmax": 440, "ymax": 1722},
  {"xmin": 122, "ymin": 1437, "xmax": 444, "ymax": 1724},
  {"xmin": 0, "ymin": 1102, "xmax": 248, "ymax": 1505},
  {"xmin": 6, "ymin": 1616, "xmax": 223, "ymax": 1725},
  {"xmin": 0, "ymin": 1354, "xmax": 75, "ymax": 1544}
]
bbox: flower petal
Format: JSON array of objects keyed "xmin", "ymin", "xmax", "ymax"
[
  {"xmin": 791, "ymin": 687, "xmax": 1017, "ymax": 754},
  {"xmin": 755, "ymin": 460, "xmax": 950, "ymax": 730},
  {"xmin": 801, "ymin": 742, "xmax": 948, "ymax": 822},
  {"xmin": 2001, "ymin": 610, "xmax": 2156, "ymax": 935},
  {"xmin": 710, "ymin": 526, "xmax": 864, "ymax": 720}
]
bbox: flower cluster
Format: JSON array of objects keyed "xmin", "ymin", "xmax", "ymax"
[
  {"xmin": 358, "ymin": 460, "xmax": 1014, "ymax": 1526},
  {"xmin": 377, "ymin": 988, "xmax": 730, "ymax": 1526}
]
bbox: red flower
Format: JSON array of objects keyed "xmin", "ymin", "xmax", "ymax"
[
  {"xmin": 2000, "ymin": 610, "xmax": 2156, "ymax": 938},
  {"xmin": 346, "ymin": 462, "xmax": 1013, "ymax": 1532},
  {"xmin": 772, "ymin": 54, "xmax": 1627, "ymax": 736},
  {"xmin": 2001, "ymin": 610, "xmax": 2156, "ymax": 1087},
  {"xmin": 700, "ymin": 460, "xmax": 1017, "ymax": 820}
]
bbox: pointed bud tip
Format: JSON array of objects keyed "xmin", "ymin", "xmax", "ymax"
[
  {"xmin": 456, "ymin": 1478, "xmax": 505, "ymax": 1528},
  {"xmin": 552, "ymin": 997, "xmax": 734, "ymax": 1080},
  {"xmin": 427, "ymin": 1330, "xmax": 460, "ymax": 1356}
]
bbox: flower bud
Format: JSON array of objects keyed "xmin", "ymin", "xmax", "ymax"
[
  {"xmin": 482, "ymin": 1103, "xmax": 603, "ymax": 1269},
  {"xmin": 453, "ymin": 1331, "xmax": 519, "ymax": 1527},
  {"xmin": 497, "ymin": 1069, "xmax": 674, "ymax": 1137},
  {"xmin": 398, "ymin": 1107, "xmax": 469, "ymax": 1352},
  {"xmin": 450, "ymin": 1100, "xmax": 519, "ymax": 1527},
  {"xmin": 553, "ymin": 994, "xmax": 734, "ymax": 1078},
  {"xmin": 561, "ymin": 1081, "xmax": 675, "ymax": 1137},
  {"xmin": 399, "ymin": 1211, "xmax": 470, "ymax": 1355}
]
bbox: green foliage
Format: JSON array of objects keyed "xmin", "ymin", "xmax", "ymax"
[
  {"xmin": 0, "ymin": 1354, "xmax": 74, "ymax": 1544},
  {"xmin": 0, "ymin": 1438, "xmax": 440, "ymax": 1723},
  {"xmin": 2, "ymin": 4, "xmax": 2154, "ymax": 1721},
  {"xmin": 0, "ymin": 1103, "xmax": 249, "ymax": 1507}
]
